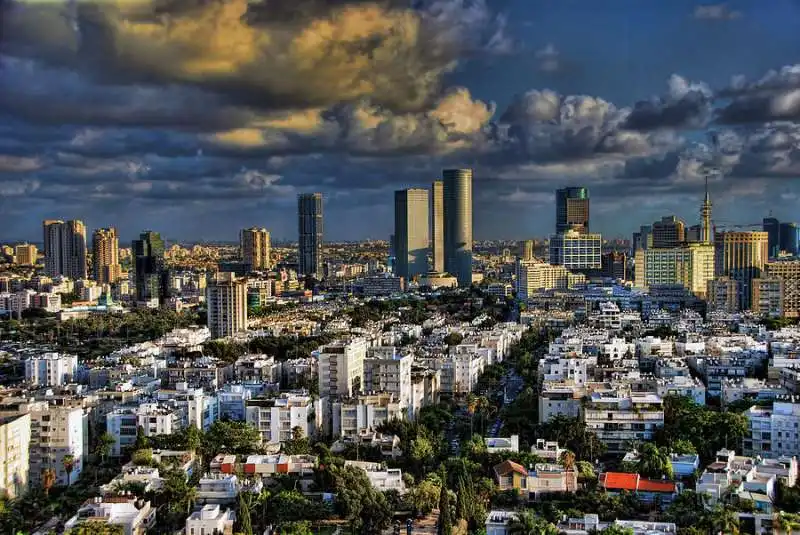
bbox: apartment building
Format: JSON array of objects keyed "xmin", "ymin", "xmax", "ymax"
[
  {"xmin": 234, "ymin": 355, "xmax": 280, "ymax": 384},
  {"xmin": 107, "ymin": 404, "xmax": 184, "ymax": 456},
  {"xmin": 25, "ymin": 352, "xmax": 78, "ymax": 387},
  {"xmin": 64, "ymin": 496, "xmax": 156, "ymax": 535},
  {"xmin": 245, "ymin": 393, "xmax": 318, "ymax": 445},
  {"xmin": 515, "ymin": 260, "xmax": 585, "ymax": 299},
  {"xmin": 363, "ymin": 351, "xmax": 413, "ymax": 411},
  {"xmin": 634, "ymin": 243, "xmax": 715, "ymax": 298},
  {"xmin": 744, "ymin": 399, "xmax": 800, "ymax": 458},
  {"xmin": 317, "ymin": 338, "xmax": 367, "ymax": 398},
  {"xmin": 156, "ymin": 386, "xmax": 219, "ymax": 431},
  {"xmin": 583, "ymin": 390, "xmax": 664, "ymax": 453},
  {"xmin": 218, "ymin": 384, "xmax": 253, "ymax": 421},
  {"xmin": 29, "ymin": 404, "xmax": 86, "ymax": 487},
  {"xmin": 0, "ymin": 413, "xmax": 31, "ymax": 498},
  {"xmin": 186, "ymin": 504, "xmax": 235, "ymax": 535},
  {"xmin": 331, "ymin": 393, "xmax": 403, "ymax": 438}
]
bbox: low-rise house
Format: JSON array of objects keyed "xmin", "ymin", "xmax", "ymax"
[
  {"xmin": 558, "ymin": 514, "xmax": 677, "ymax": 535},
  {"xmin": 493, "ymin": 460, "xmax": 577, "ymax": 501},
  {"xmin": 196, "ymin": 475, "xmax": 241, "ymax": 505},
  {"xmin": 243, "ymin": 454, "xmax": 317, "ymax": 477},
  {"xmin": 485, "ymin": 510, "xmax": 517, "ymax": 535},
  {"xmin": 622, "ymin": 450, "xmax": 700, "ymax": 479},
  {"xmin": 493, "ymin": 460, "xmax": 528, "ymax": 494},
  {"xmin": 530, "ymin": 439, "xmax": 565, "ymax": 463},
  {"xmin": 486, "ymin": 435, "xmax": 519, "ymax": 453},
  {"xmin": 344, "ymin": 460, "xmax": 406, "ymax": 493},
  {"xmin": 185, "ymin": 504, "xmax": 235, "ymax": 535},
  {"xmin": 599, "ymin": 472, "xmax": 679, "ymax": 506},
  {"xmin": 64, "ymin": 496, "xmax": 156, "ymax": 535},
  {"xmin": 102, "ymin": 465, "xmax": 163, "ymax": 494}
]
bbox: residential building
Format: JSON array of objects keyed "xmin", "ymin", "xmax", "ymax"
[
  {"xmin": 363, "ymin": 351, "xmax": 413, "ymax": 412},
  {"xmin": 196, "ymin": 474, "xmax": 241, "ymax": 505},
  {"xmin": 29, "ymin": 405, "xmax": 86, "ymax": 487},
  {"xmin": 634, "ymin": 243, "xmax": 715, "ymax": 297},
  {"xmin": 515, "ymin": 260, "xmax": 585, "ymax": 299},
  {"xmin": 206, "ymin": 272, "xmax": 248, "ymax": 339},
  {"xmin": 344, "ymin": 460, "xmax": 406, "ymax": 493},
  {"xmin": 431, "ymin": 180, "xmax": 445, "ymax": 273},
  {"xmin": 331, "ymin": 393, "xmax": 403, "ymax": 438},
  {"xmin": 240, "ymin": 227, "xmax": 271, "ymax": 271},
  {"xmin": 234, "ymin": 355, "xmax": 280, "ymax": 384},
  {"xmin": 245, "ymin": 393, "xmax": 317, "ymax": 445},
  {"xmin": 744, "ymin": 399, "xmax": 800, "ymax": 458},
  {"xmin": 298, "ymin": 193, "xmax": 324, "ymax": 278},
  {"xmin": 558, "ymin": 515, "xmax": 677, "ymax": 535},
  {"xmin": 92, "ymin": 227, "xmax": 121, "ymax": 284},
  {"xmin": 43, "ymin": 219, "xmax": 87, "ymax": 279},
  {"xmin": 25, "ymin": 352, "xmax": 78, "ymax": 387},
  {"xmin": 485, "ymin": 510, "xmax": 518, "ymax": 535},
  {"xmin": 530, "ymin": 439, "xmax": 566, "ymax": 463},
  {"xmin": 485, "ymin": 435, "xmax": 519, "ymax": 454},
  {"xmin": 556, "ymin": 187, "xmax": 590, "ymax": 234},
  {"xmin": 361, "ymin": 274, "xmax": 404, "ymax": 296},
  {"xmin": 583, "ymin": 390, "xmax": 664, "ymax": 453},
  {"xmin": 599, "ymin": 472, "xmax": 679, "ymax": 505},
  {"xmin": 218, "ymin": 385, "xmax": 253, "ymax": 421},
  {"xmin": 185, "ymin": 504, "xmax": 235, "ymax": 535},
  {"xmin": 14, "ymin": 243, "xmax": 37, "ymax": 265},
  {"xmin": 632, "ymin": 225, "xmax": 653, "ymax": 251},
  {"xmin": 715, "ymin": 230, "xmax": 769, "ymax": 310},
  {"xmin": 651, "ymin": 216, "xmax": 686, "ymax": 248},
  {"xmin": 132, "ymin": 231, "xmax": 168, "ymax": 306},
  {"xmin": 708, "ymin": 276, "xmax": 739, "ymax": 313},
  {"xmin": 64, "ymin": 496, "xmax": 156, "ymax": 535},
  {"xmin": 394, "ymin": 188, "xmax": 430, "ymax": 279},
  {"xmin": 0, "ymin": 413, "xmax": 31, "ymax": 499},
  {"xmin": 157, "ymin": 386, "xmax": 219, "ymax": 430},
  {"xmin": 443, "ymin": 168, "xmax": 473, "ymax": 286},
  {"xmin": 757, "ymin": 260, "xmax": 800, "ymax": 317},
  {"xmin": 549, "ymin": 230, "xmax": 602, "ymax": 271},
  {"xmin": 107, "ymin": 404, "xmax": 184, "ymax": 456},
  {"xmin": 317, "ymin": 338, "xmax": 367, "ymax": 398}
]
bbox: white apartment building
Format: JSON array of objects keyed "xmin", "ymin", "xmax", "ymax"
[
  {"xmin": 655, "ymin": 376, "xmax": 706, "ymax": 406},
  {"xmin": 234, "ymin": 355, "xmax": 280, "ymax": 383},
  {"xmin": 29, "ymin": 405, "xmax": 86, "ymax": 486},
  {"xmin": 317, "ymin": 338, "xmax": 367, "ymax": 398},
  {"xmin": 539, "ymin": 355, "xmax": 596, "ymax": 385},
  {"xmin": 744, "ymin": 399, "xmax": 800, "ymax": 458},
  {"xmin": 583, "ymin": 390, "xmax": 664, "ymax": 453},
  {"xmin": 331, "ymin": 393, "xmax": 403, "ymax": 438},
  {"xmin": 344, "ymin": 460, "xmax": 406, "ymax": 493},
  {"xmin": 363, "ymin": 351, "xmax": 413, "ymax": 411},
  {"xmin": 0, "ymin": 413, "xmax": 31, "ymax": 498},
  {"xmin": 107, "ymin": 404, "xmax": 184, "ymax": 456},
  {"xmin": 515, "ymin": 260, "xmax": 585, "ymax": 299},
  {"xmin": 186, "ymin": 504, "xmax": 235, "ymax": 535},
  {"xmin": 218, "ymin": 384, "xmax": 253, "ymax": 421},
  {"xmin": 539, "ymin": 383, "xmax": 583, "ymax": 424},
  {"xmin": 409, "ymin": 368, "xmax": 440, "ymax": 420},
  {"xmin": 245, "ymin": 393, "xmax": 318, "ymax": 445},
  {"xmin": 157, "ymin": 386, "xmax": 219, "ymax": 431},
  {"xmin": 65, "ymin": 496, "xmax": 156, "ymax": 535},
  {"xmin": 206, "ymin": 272, "xmax": 248, "ymax": 339},
  {"xmin": 25, "ymin": 352, "xmax": 78, "ymax": 387}
]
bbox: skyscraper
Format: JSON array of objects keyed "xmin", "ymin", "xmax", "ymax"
[
  {"xmin": 763, "ymin": 217, "xmax": 780, "ymax": 258},
  {"xmin": 443, "ymin": 169, "xmax": 473, "ymax": 286},
  {"xmin": 394, "ymin": 188, "xmax": 430, "ymax": 280},
  {"xmin": 780, "ymin": 222, "xmax": 800, "ymax": 256},
  {"xmin": 714, "ymin": 231, "xmax": 769, "ymax": 310},
  {"xmin": 555, "ymin": 187, "xmax": 590, "ymax": 234},
  {"xmin": 42, "ymin": 219, "xmax": 87, "ymax": 280},
  {"xmin": 92, "ymin": 227, "xmax": 121, "ymax": 284},
  {"xmin": 651, "ymin": 216, "xmax": 686, "ymax": 248},
  {"xmin": 240, "ymin": 227, "xmax": 271, "ymax": 271},
  {"xmin": 206, "ymin": 272, "xmax": 248, "ymax": 339},
  {"xmin": 298, "ymin": 193, "xmax": 323, "ymax": 279},
  {"xmin": 132, "ymin": 231, "xmax": 167, "ymax": 305},
  {"xmin": 431, "ymin": 180, "xmax": 444, "ymax": 273}
]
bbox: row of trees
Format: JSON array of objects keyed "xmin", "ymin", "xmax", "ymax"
[{"xmin": 202, "ymin": 333, "xmax": 336, "ymax": 364}]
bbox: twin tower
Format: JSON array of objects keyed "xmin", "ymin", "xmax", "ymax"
[{"xmin": 394, "ymin": 169, "xmax": 473, "ymax": 286}]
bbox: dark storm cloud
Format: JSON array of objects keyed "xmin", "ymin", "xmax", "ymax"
[
  {"xmin": 623, "ymin": 75, "xmax": 712, "ymax": 131},
  {"xmin": 716, "ymin": 65, "xmax": 800, "ymax": 124}
]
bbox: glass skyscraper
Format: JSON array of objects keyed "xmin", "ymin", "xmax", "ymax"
[
  {"xmin": 132, "ymin": 231, "xmax": 167, "ymax": 305},
  {"xmin": 763, "ymin": 217, "xmax": 780, "ymax": 258},
  {"xmin": 297, "ymin": 193, "xmax": 324, "ymax": 279},
  {"xmin": 394, "ymin": 189, "xmax": 430, "ymax": 280},
  {"xmin": 443, "ymin": 169, "xmax": 473, "ymax": 286},
  {"xmin": 556, "ymin": 187, "xmax": 590, "ymax": 234}
]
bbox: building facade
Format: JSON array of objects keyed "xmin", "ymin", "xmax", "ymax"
[
  {"xmin": 634, "ymin": 243, "xmax": 715, "ymax": 298},
  {"xmin": 25, "ymin": 353, "xmax": 78, "ymax": 387},
  {"xmin": 549, "ymin": 230, "xmax": 602, "ymax": 271},
  {"xmin": 651, "ymin": 216, "xmax": 686, "ymax": 249},
  {"xmin": 14, "ymin": 244, "xmax": 38, "ymax": 266},
  {"xmin": 92, "ymin": 227, "xmax": 121, "ymax": 284},
  {"xmin": 317, "ymin": 339, "xmax": 367, "ymax": 398},
  {"xmin": 443, "ymin": 169, "xmax": 473, "ymax": 286},
  {"xmin": 0, "ymin": 414, "xmax": 31, "ymax": 499},
  {"xmin": 431, "ymin": 180, "xmax": 445, "ymax": 273},
  {"xmin": 556, "ymin": 187, "xmax": 590, "ymax": 234},
  {"xmin": 240, "ymin": 227, "xmax": 271, "ymax": 271},
  {"xmin": 298, "ymin": 193, "xmax": 324, "ymax": 279},
  {"xmin": 394, "ymin": 188, "xmax": 430, "ymax": 280},
  {"xmin": 206, "ymin": 272, "xmax": 248, "ymax": 339},
  {"xmin": 715, "ymin": 231, "xmax": 769, "ymax": 310},
  {"xmin": 43, "ymin": 219, "xmax": 87, "ymax": 279},
  {"xmin": 132, "ymin": 231, "xmax": 168, "ymax": 305}
]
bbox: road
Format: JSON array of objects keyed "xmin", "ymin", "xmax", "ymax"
[
  {"xmin": 383, "ymin": 511, "xmax": 440, "ymax": 535},
  {"xmin": 488, "ymin": 369, "xmax": 524, "ymax": 438}
]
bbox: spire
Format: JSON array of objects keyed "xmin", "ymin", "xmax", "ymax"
[{"xmin": 701, "ymin": 170, "xmax": 713, "ymax": 244}]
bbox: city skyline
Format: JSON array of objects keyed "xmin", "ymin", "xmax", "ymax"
[{"xmin": 2, "ymin": 1, "xmax": 800, "ymax": 241}]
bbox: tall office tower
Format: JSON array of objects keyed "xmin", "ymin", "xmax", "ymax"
[
  {"xmin": 635, "ymin": 243, "xmax": 715, "ymax": 297},
  {"xmin": 42, "ymin": 219, "xmax": 87, "ymax": 279},
  {"xmin": 394, "ymin": 188, "xmax": 430, "ymax": 279},
  {"xmin": 298, "ymin": 193, "xmax": 323, "ymax": 279},
  {"xmin": 92, "ymin": 227, "xmax": 121, "ymax": 284},
  {"xmin": 132, "ymin": 231, "xmax": 167, "ymax": 305},
  {"xmin": 632, "ymin": 225, "xmax": 653, "ymax": 251},
  {"xmin": 763, "ymin": 217, "xmax": 781, "ymax": 258},
  {"xmin": 555, "ymin": 187, "xmax": 590, "ymax": 234},
  {"xmin": 651, "ymin": 216, "xmax": 686, "ymax": 248},
  {"xmin": 520, "ymin": 239, "xmax": 534, "ymax": 261},
  {"xmin": 13, "ymin": 244, "xmax": 37, "ymax": 266},
  {"xmin": 431, "ymin": 180, "xmax": 445, "ymax": 273},
  {"xmin": 206, "ymin": 272, "xmax": 248, "ymax": 339},
  {"xmin": 443, "ymin": 169, "xmax": 473, "ymax": 286},
  {"xmin": 780, "ymin": 222, "xmax": 800, "ymax": 256},
  {"xmin": 549, "ymin": 230, "xmax": 602, "ymax": 271},
  {"xmin": 714, "ymin": 231, "xmax": 769, "ymax": 310},
  {"xmin": 240, "ymin": 227, "xmax": 271, "ymax": 271}
]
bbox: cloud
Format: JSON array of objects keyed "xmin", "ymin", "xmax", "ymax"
[
  {"xmin": 535, "ymin": 44, "xmax": 560, "ymax": 73},
  {"xmin": 0, "ymin": 154, "xmax": 42, "ymax": 172},
  {"xmin": 692, "ymin": 3, "xmax": 741, "ymax": 20},
  {"xmin": 623, "ymin": 74, "xmax": 712, "ymax": 131},
  {"xmin": 3, "ymin": 0, "xmax": 506, "ymax": 113},
  {"xmin": 716, "ymin": 65, "xmax": 800, "ymax": 124}
]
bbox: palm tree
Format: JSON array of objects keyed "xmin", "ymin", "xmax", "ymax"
[
  {"xmin": 507, "ymin": 510, "xmax": 558, "ymax": 535},
  {"xmin": 774, "ymin": 512, "xmax": 800, "ymax": 535},
  {"xmin": 62, "ymin": 454, "xmax": 76, "ymax": 486},
  {"xmin": 41, "ymin": 468, "xmax": 56, "ymax": 496},
  {"xmin": 707, "ymin": 505, "xmax": 739, "ymax": 535},
  {"xmin": 559, "ymin": 450, "xmax": 576, "ymax": 471}
]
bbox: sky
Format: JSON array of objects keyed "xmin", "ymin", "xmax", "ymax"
[{"xmin": 2, "ymin": 0, "xmax": 800, "ymax": 243}]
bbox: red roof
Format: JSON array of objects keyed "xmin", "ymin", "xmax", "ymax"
[
  {"xmin": 600, "ymin": 472, "xmax": 676, "ymax": 494},
  {"xmin": 493, "ymin": 460, "xmax": 528, "ymax": 477}
]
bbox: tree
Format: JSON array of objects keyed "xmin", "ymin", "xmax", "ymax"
[
  {"xmin": 636, "ymin": 443, "xmax": 673, "ymax": 480},
  {"xmin": 437, "ymin": 468, "xmax": 453, "ymax": 535},
  {"xmin": 283, "ymin": 426, "xmax": 310, "ymax": 455},
  {"xmin": 670, "ymin": 439, "xmax": 697, "ymax": 455},
  {"xmin": 507, "ymin": 510, "xmax": 558, "ymax": 535},
  {"xmin": 134, "ymin": 426, "xmax": 150, "ymax": 450},
  {"xmin": 131, "ymin": 449, "xmax": 154, "ymax": 467},
  {"xmin": 66, "ymin": 523, "xmax": 125, "ymax": 535},
  {"xmin": 203, "ymin": 420, "xmax": 261, "ymax": 457},
  {"xmin": 705, "ymin": 505, "xmax": 739, "ymax": 535},
  {"xmin": 408, "ymin": 479, "xmax": 440, "ymax": 516},
  {"xmin": 331, "ymin": 465, "xmax": 391, "ymax": 533},
  {"xmin": 559, "ymin": 450, "xmax": 576, "ymax": 471},
  {"xmin": 278, "ymin": 521, "xmax": 314, "ymax": 535},
  {"xmin": 62, "ymin": 454, "xmax": 76, "ymax": 485},
  {"xmin": 238, "ymin": 492, "xmax": 253, "ymax": 535},
  {"xmin": 95, "ymin": 432, "xmax": 115, "ymax": 464},
  {"xmin": 444, "ymin": 332, "xmax": 464, "ymax": 347},
  {"xmin": 601, "ymin": 526, "xmax": 635, "ymax": 535},
  {"xmin": 41, "ymin": 468, "xmax": 56, "ymax": 496}
]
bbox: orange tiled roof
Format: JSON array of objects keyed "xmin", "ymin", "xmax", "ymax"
[
  {"xmin": 493, "ymin": 460, "xmax": 528, "ymax": 477},
  {"xmin": 600, "ymin": 472, "xmax": 676, "ymax": 493},
  {"xmin": 637, "ymin": 479, "xmax": 677, "ymax": 493}
]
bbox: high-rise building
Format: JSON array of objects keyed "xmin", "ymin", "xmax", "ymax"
[
  {"xmin": 13, "ymin": 244, "xmax": 37, "ymax": 266},
  {"xmin": 601, "ymin": 251, "xmax": 627, "ymax": 280},
  {"xmin": 298, "ymin": 193, "xmax": 323, "ymax": 279},
  {"xmin": 92, "ymin": 227, "xmax": 121, "ymax": 284},
  {"xmin": 42, "ymin": 220, "xmax": 87, "ymax": 280},
  {"xmin": 515, "ymin": 260, "xmax": 585, "ymax": 300},
  {"xmin": 394, "ymin": 188, "xmax": 430, "ymax": 280},
  {"xmin": 708, "ymin": 277, "xmax": 739, "ymax": 313},
  {"xmin": 549, "ymin": 230, "xmax": 602, "ymax": 271},
  {"xmin": 634, "ymin": 243, "xmax": 715, "ymax": 297},
  {"xmin": 632, "ymin": 225, "xmax": 653, "ymax": 251},
  {"xmin": 443, "ymin": 169, "xmax": 473, "ymax": 286},
  {"xmin": 714, "ymin": 231, "xmax": 769, "ymax": 310},
  {"xmin": 0, "ymin": 413, "xmax": 31, "ymax": 499},
  {"xmin": 780, "ymin": 222, "xmax": 800, "ymax": 256},
  {"xmin": 316, "ymin": 338, "xmax": 367, "ymax": 399},
  {"xmin": 431, "ymin": 180, "xmax": 444, "ymax": 273},
  {"xmin": 555, "ymin": 187, "xmax": 590, "ymax": 234},
  {"xmin": 520, "ymin": 240, "xmax": 534, "ymax": 261},
  {"xmin": 763, "ymin": 217, "xmax": 781, "ymax": 258},
  {"xmin": 206, "ymin": 272, "xmax": 248, "ymax": 339},
  {"xmin": 240, "ymin": 227, "xmax": 271, "ymax": 271},
  {"xmin": 754, "ymin": 260, "xmax": 800, "ymax": 318},
  {"xmin": 132, "ymin": 231, "xmax": 168, "ymax": 305},
  {"xmin": 651, "ymin": 216, "xmax": 686, "ymax": 248}
]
